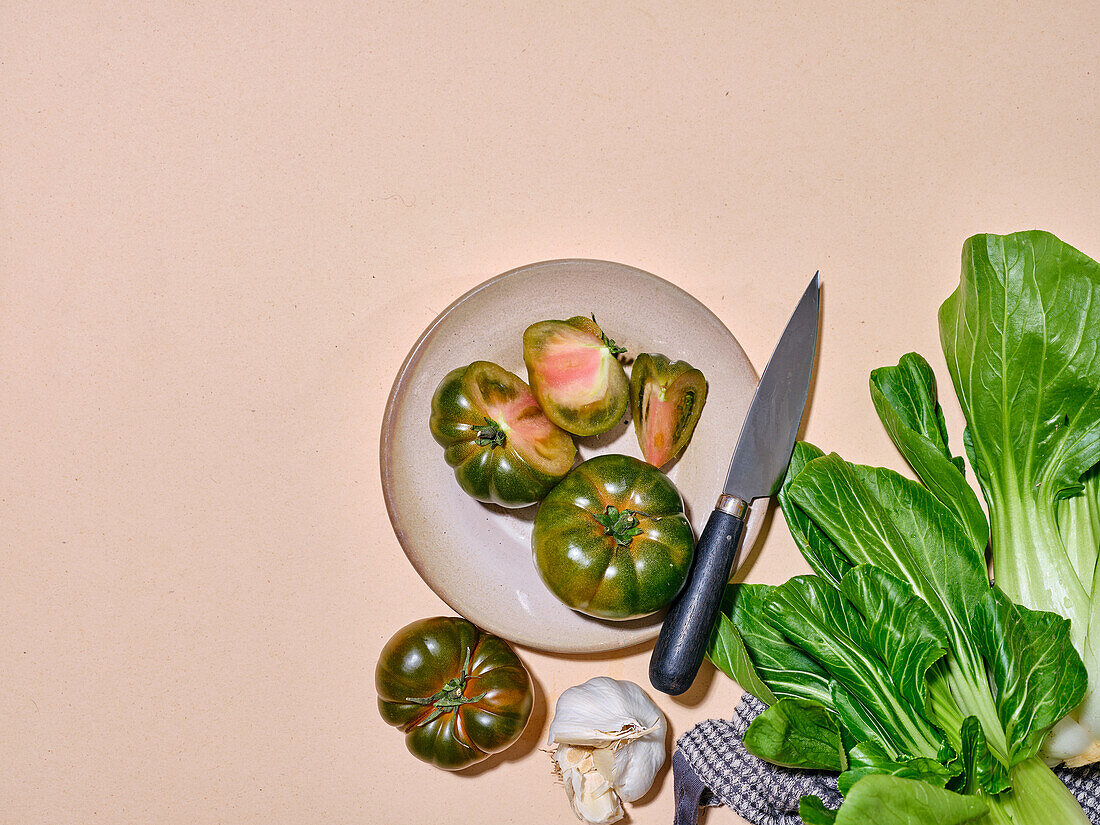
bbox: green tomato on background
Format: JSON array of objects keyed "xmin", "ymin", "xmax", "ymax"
[
  {"xmin": 429, "ymin": 360, "xmax": 576, "ymax": 508},
  {"xmin": 532, "ymin": 454, "xmax": 694, "ymax": 620},
  {"xmin": 522, "ymin": 316, "xmax": 630, "ymax": 437},
  {"xmin": 376, "ymin": 616, "xmax": 534, "ymax": 771}
]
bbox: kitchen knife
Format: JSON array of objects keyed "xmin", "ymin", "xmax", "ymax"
[{"xmin": 649, "ymin": 273, "xmax": 820, "ymax": 695}]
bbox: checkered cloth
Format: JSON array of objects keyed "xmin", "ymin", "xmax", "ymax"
[{"xmin": 672, "ymin": 693, "xmax": 1100, "ymax": 825}]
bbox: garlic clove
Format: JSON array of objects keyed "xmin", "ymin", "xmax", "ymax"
[
  {"xmin": 554, "ymin": 744, "xmax": 625, "ymax": 825},
  {"xmin": 610, "ymin": 723, "xmax": 667, "ymax": 802},
  {"xmin": 591, "ymin": 744, "xmax": 616, "ymax": 782}
]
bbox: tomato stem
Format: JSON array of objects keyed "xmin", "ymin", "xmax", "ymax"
[
  {"xmin": 472, "ymin": 417, "xmax": 506, "ymax": 448},
  {"xmin": 404, "ymin": 647, "xmax": 488, "ymax": 722},
  {"xmin": 591, "ymin": 314, "xmax": 627, "ymax": 357},
  {"xmin": 594, "ymin": 505, "xmax": 644, "ymax": 546}
]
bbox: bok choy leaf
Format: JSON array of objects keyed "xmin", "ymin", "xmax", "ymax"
[
  {"xmin": 937, "ymin": 230, "xmax": 1100, "ymax": 766},
  {"xmin": 820, "ymin": 774, "xmax": 989, "ymax": 824}
]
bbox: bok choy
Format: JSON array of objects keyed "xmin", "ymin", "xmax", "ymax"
[
  {"xmin": 939, "ymin": 231, "xmax": 1100, "ymax": 766},
  {"xmin": 708, "ymin": 355, "xmax": 1090, "ymax": 822}
]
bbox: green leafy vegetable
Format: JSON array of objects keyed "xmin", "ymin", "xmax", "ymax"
[
  {"xmin": 712, "ymin": 581, "xmax": 830, "ymax": 708},
  {"xmin": 776, "ymin": 441, "xmax": 852, "ymax": 587},
  {"xmin": 869, "ymin": 353, "xmax": 987, "ymax": 548},
  {"xmin": 832, "ymin": 775, "xmax": 989, "ymax": 824},
  {"xmin": 707, "ymin": 606, "xmax": 776, "ymax": 705},
  {"xmin": 799, "ymin": 794, "xmax": 839, "ymax": 824},
  {"xmin": 959, "ymin": 716, "xmax": 1010, "ymax": 796},
  {"xmin": 709, "ymin": 411, "xmax": 1088, "ymax": 820},
  {"xmin": 762, "ymin": 573, "xmax": 946, "ymax": 759},
  {"xmin": 971, "ymin": 588, "xmax": 1087, "ymax": 765},
  {"xmin": 837, "ymin": 565, "xmax": 948, "ymax": 715},
  {"xmin": 706, "ymin": 229, "xmax": 1100, "ymax": 820},
  {"xmin": 937, "ymin": 230, "xmax": 1100, "ymax": 766},
  {"xmin": 743, "ymin": 697, "xmax": 846, "ymax": 771},
  {"xmin": 838, "ymin": 741, "xmax": 959, "ymax": 796}
]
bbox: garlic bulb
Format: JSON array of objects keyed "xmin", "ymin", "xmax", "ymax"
[{"xmin": 548, "ymin": 677, "xmax": 667, "ymax": 824}]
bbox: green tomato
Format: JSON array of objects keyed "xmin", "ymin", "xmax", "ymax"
[
  {"xmin": 532, "ymin": 454, "xmax": 694, "ymax": 619},
  {"xmin": 629, "ymin": 353, "xmax": 708, "ymax": 468},
  {"xmin": 522, "ymin": 316, "xmax": 630, "ymax": 436},
  {"xmin": 429, "ymin": 361, "xmax": 576, "ymax": 508},
  {"xmin": 376, "ymin": 617, "xmax": 534, "ymax": 770}
]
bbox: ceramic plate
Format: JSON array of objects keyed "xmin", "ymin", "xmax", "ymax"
[{"xmin": 380, "ymin": 259, "xmax": 764, "ymax": 653}]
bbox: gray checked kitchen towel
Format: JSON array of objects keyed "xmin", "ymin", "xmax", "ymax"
[{"xmin": 673, "ymin": 693, "xmax": 1100, "ymax": 825}]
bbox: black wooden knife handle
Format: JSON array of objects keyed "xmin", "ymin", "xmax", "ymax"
[{"xmin": 649, "ymin": 507, "xmax": 745, "ymax": 695}]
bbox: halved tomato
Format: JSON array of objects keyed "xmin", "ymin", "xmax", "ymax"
[
  {"xmin": 629, "ymin": 353, "xmax": 707, "ymax": 468},
  {"xmin": 430, "ymin": 361, "xmax": 576, "ymax": 507},
  {"xmin": 522, "ymin": 316, "xmax": 629, "ymax": 437}
]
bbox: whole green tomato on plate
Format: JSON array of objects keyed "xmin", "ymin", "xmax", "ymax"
[
  {"xmin": 376, "ymin": 616, "xmax": 533, "ymax": 770},
  {"xmin": 532, "ymin": 454, "xmax": 694, "ymax": 620},
  {"xmin": 429, "ymin": 360, "xmax": 576, "ymax": 507}
]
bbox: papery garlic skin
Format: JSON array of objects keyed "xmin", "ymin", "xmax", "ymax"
[{"xmin": 548, "ymin": 677, "xmax": 668, "ymax": 823}]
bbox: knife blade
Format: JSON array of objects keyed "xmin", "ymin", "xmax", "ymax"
[{"xmin": 649, "ymin": 273, "xmax": 820, "ymax": 695}]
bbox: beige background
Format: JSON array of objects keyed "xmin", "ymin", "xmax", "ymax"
[{"xmin": 3, "ymin": 2, "xmax": 1098, "ymax": 823}]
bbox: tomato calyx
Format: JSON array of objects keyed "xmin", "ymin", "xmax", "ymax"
[
  {"xmin": 594, "ymin": 505, "xmax": 644, "ymax": 547},
  {"xmin": 472, "ymin": 416, "xmax": 506, "ymax": 448},
  {"xmin": 590, "ymin": 314, "xmax": 627, "ymax": 357},
  {"xmin": 404, "ymin": 648, "xmax": 489, "ymax": 727}
]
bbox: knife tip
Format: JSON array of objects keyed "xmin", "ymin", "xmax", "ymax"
[{"xmin": 803, "ymin": 271, "xmax": 821, "ymax": 299}]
